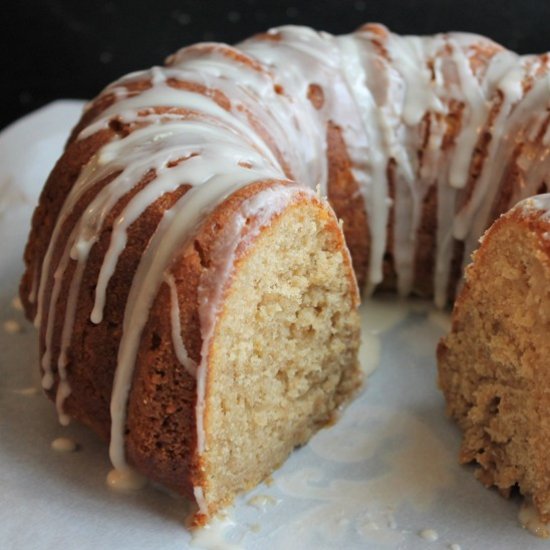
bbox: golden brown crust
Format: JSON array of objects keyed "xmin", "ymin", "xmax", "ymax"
[
  {"xmin": 326, "ymin": 121, "xmax": 369, "ymax": 289},
  {"xmin": 20, "ymin": 129, "xmax": 113, "ymax": 321}
]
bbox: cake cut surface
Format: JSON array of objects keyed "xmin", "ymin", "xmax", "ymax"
[
  {"xmin": 438, "ymin": 195, "xmax": 550, "ymax": 521},
  {"xmin": 198, "ymin": 201, "xmax": 360, "ymax": 517},
  {"xmin": 19, "ymin": 21, "xmax": 550, "ymax": 525}
]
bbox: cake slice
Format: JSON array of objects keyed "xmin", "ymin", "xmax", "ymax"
[{"xmin": 438, "ymin": 194, "xmax": 550, "ymax": 522}]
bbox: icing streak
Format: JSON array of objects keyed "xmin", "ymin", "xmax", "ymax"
[{"xmin": 29, "ymin": 24, "xmax": 550, "ymax": 505}]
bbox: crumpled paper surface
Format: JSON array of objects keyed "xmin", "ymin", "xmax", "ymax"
[{"xmin": 0, "ymin": 101, "xmax": 544, "ymax": 550}]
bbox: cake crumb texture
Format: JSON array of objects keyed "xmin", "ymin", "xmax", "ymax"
[
  {"xmin": 201, "ymin": 201, "xmax": 361, "ymax": 515},
  {"xmin": 438, "ymin": 209, "xmax": 550, "ymax": 521}
]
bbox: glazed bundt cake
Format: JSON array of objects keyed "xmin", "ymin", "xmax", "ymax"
[
  {"xmin": 19, "ymin": 23, "xmax": 550, "ymax": 523},
  {"xmin": 438, "ymin": 194, "xmax": 550, "ymax": 523}
]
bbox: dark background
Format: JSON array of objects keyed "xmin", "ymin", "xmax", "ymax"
[{"xmin": 3, "ymin": 0, "xmax": 550, "ymax": 129}]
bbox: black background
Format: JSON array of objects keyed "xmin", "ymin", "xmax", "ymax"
[{"xmin": 3, "ymin": 0, "xmax": 549, "ymax": 129}]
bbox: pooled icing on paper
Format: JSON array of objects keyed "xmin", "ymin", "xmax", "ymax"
[
  {"xmin": 275, "ymin": 398, "xmax": 453, "ymax": 546},
  {"xmin": 358, "ymin": 296, "xmax": 411, "ymax": 376},
  {"xmin": 11, "ymin": 295, "xmax": 23, "ymax": 311}
]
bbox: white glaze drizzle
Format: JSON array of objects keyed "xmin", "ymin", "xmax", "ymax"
[
  {"xmin": 337, "ymin": 32, "xmax": 390, "ymax": 289},
  {"xmin": 378, "ymin": 32, "xmax": 435, "ymax": 296},
  {"xmin": 38, "ymin": 113, "xmax": 284, "ymax": 414},
  {"xmin": 447, "ymin": 37, "xmax": 488, "ymax": 191},
  {"xmin": 28, "ymin": 24, "xmax": 550, "ymax": 513},
  {"xmin": 164, "ymin": 273, "xmax": 197, "ymax": 377}
]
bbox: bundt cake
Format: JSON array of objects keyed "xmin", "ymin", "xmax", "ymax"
[
  {"xmin": 438, "ymin": 194, "xmax": 550, "ymax": 525},
  {"xmin": 19, "ymin": 23, "xmax": 550, "ymax": 523}
]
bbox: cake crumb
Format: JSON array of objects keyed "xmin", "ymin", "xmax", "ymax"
[{"xmin": 106, "ymin": 467, "xmax": 147, "ymax": 491}]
